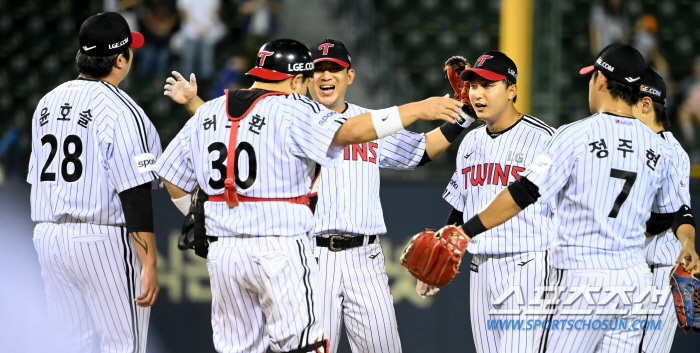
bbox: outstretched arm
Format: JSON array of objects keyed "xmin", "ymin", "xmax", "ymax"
[{"xmin": 164, "ymin": 71, "xmax": 204, "ymax": 116}]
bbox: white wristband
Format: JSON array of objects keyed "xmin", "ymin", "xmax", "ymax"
[
  {"xmin": 172, "ymin": 194, "xmax": 192, "ymax": 216},
  {"xmin": 371, "ymin": 106, "xmax": 403, "ymax": 139}
]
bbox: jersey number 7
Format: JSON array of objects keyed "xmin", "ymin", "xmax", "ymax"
[
  {"xmin": 608, "ymin": 168, "xmax": 637, "ymax": 218},
  {"xmin": 207, "ymin": 141, "xmax": 257, "ymax": 190}
]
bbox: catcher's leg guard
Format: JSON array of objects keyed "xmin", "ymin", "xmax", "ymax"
[{"xmin": 283, "ymin": 338, "xmax": 329, "ymax": 353}]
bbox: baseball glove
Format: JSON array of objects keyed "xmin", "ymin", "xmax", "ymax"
[
  {"xmin": 670, "ymin": 263, "xmax": 700, "ymax": 332},
  {"xmin": 400, "ymin": 225, "xmax": 469, "ymax": 286},
  {"xmin": 444, "ymin": 56, "xmax": 477, "ymax": 122}
]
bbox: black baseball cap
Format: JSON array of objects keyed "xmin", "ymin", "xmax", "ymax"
[
  {"xmin": 310, "ymin": 39, "xmax": 352, "ymax": 68},
  {"xmin": 246, "ymin": 39, "xmax": 315, "ymax": 81},
  {"xmin": 460, "ymin": 51, "xmax": 518, "ymax": 83},
  {"xmin": 79, "ymin": 12, "xmax": 143, "ymax": 57},
  {"xmin": 639, "ymin": 67, "xmax": 666, "ymax": 104},
  {"xmin": 579, "ymin": 43, "xmax": 646, "ymax": 88}
]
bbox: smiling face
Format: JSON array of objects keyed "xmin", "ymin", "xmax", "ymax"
[
  {"xmin": 468, "ymin": 75, "xmax": 516, "ymax": 123},
  {"xmin": 308, "ymin": 61, "xmax": 355, "ymax": 112}
]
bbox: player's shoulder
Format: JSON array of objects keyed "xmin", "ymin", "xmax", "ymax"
[
  {"xmin": 343, "ymin": 102, "xmax": 371, "ymax": 117},
  {"xmin": 519, "ymin": 114, "xmax": 556, "ymax": 136},
  {"xmin": 286, "ymin": 92, "xmax": 324, "ymax": 113}
]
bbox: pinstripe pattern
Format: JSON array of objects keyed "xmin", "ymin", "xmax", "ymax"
[
  {"xmin": 28, "ymin": 78, "xmax": 162, "ymax": 224},
  {"xmin": 154, "ymin": 92, "xmax": 346, "ymax": 237},
  {"xmin": 534, "ymin": 264, "xmax": 653, "ymax": 353},
  {"xmin": 523, "ymin": 113, "xmax": 688, "ymax": 270},
  {"xmin": 443, "ymin": 115, "xmax": 555, "ymax": 255},
  {"xmin": 637, "ymin": 265, "xmax": 675, "ymax": 353},
  {"xmin": 33, "ymin": 222, "xmax": 149, "ymax": 353},
  {"xmin": 315, "ymin": 103, "xmax": 426, "ymax": 236},
  {"xmin": 470, "ymin": 250, "xmax": 549, "ymax": 353},
  {"xmin": 313, "ymin": 241, "xmax": 401, "ymax": 353},
  {"xmin": 206, "ymin": 235, "xmax": 323, "ymax": 353}
]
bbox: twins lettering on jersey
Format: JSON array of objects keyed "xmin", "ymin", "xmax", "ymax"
[
  {"xmin": 462, "ymin": 163, "xmax": 526, "ymax": 187},
  {"xmin": 343, "ymin": 142, "xmax": 379, "ymax": 163}
]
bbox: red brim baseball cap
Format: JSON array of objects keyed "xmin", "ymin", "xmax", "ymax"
[
  {"xmin": 246, "ymin": 67, "xmax": 295, "ymax": 80},
  {"xmin": 460, "ymin": 68, "xmax": 507, "ymax": 82},
  {"xmin": 130, "ymin": 31, "xmax": 144, "ymax": 49},
  {"xmin": 579, "ymin": 65, "xmax": 595, "ymax": 75},
  {"xmin": 313, "ymin": 57, "xmax": 350, "ymax": 68}
]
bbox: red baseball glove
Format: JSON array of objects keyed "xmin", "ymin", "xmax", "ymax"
[
  {"xmin": 444, "ymin": 56, "xmax": 477, "ymax": 122},
  {"xmin": 400, "ymin": 225, "xmax": 469, "ymax": 286}
]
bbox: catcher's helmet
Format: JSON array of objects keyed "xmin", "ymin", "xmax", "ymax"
[{"xmin": 246, "ymin": 39, "xmax": 314, "ymax": 81}]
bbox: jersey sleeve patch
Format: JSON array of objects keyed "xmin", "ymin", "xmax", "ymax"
[
  {"xmin": 134, "ymin": 153, "xmax": 157, "ymax": 174},
  {"xmin": 528, "ymin": 154, "xmax": 553, "ymax": 176}
]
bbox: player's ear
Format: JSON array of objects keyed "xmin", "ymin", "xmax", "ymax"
[
  {"xmin": 595, "ymin": 72, "xmax": 607, "ymax": 92},
  {"xmin": 346, "ymin": 68, "xmax": 355, "ymax": 85},
  {"xmin": 508, "ymin": 83, "xmax": 517, "ymax": 101},
  {"xmin": 642, "ymin": 96, "xmax": 653, "ymax": 114}
]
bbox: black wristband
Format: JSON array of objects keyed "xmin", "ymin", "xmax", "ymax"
[
  {"xmin": 463, "ymin": 215, "xmax": 487, "ymax": 237},
  {"xmin": 672, "ymin": 205, "xmax": 696, "ymax": 236},
  {"xmin": 439, "ymin": 121, "xmax": 466, "ymax": 143}
]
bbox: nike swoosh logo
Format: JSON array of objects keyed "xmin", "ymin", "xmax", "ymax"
[
  {"xmin": 369, "ymin": 253, "xmax": 380, "ymax": 259},
  {"xmin": 684, "ymin": 214, "xmax": 693, "ymax": 217},
  {"xmin": 82, "ymin": 45, "xmax": 97, "ymax": 51},
  {"xmin": 518, "ymin": 258, "xmax": 535, "ymax": 266},
  {"xmin": 625, "ymin": 77, "xmax": 640, "ymax": 82},
  {"xmin": 381, "ymin": 115, "xmax": 388, "ymax": 121},
  {"xmin": 464, "ymin": 151, "xmax": 474, "ymax": 159}
]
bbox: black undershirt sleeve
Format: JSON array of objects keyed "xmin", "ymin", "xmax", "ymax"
[
  {"xmin": 446, "ymin": 207, "xmax": 464, "ymax": 226},
  {"xmin": 507, "ymin": 176, "xmax": 541, "ymax": 210},
  {"xmin": 417, "ymin": 151, "xmax": 432, "ymax": 167},
  {"xmin": 118, "ymin": 183, "xmax": 154, "ymax": 233}
]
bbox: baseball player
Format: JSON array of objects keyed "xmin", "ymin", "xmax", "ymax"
[
  {"xmin": 429, "ymin": 51, "xmax": 556, "ymax": 353},
  {"xmin": 450, "ymin": 44, "xmax": 699, "ymax": 353},
  {"xmin": 631, "ymin": 69, "xmax": 690, "ymax": 353},
  {"xmin": 155, "ymin": 39, "xmax": 462, "ymax": 353},
  {"xmin": 28, "ymin": 12, "xmax": 160, "ymax": 353}
]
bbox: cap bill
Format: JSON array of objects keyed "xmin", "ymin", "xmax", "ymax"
[
  {"xmin": 246, "ymin": 67, "xmax": 295, "ymax": 80},
  {"xmin": 579, "ymin": 65, "xmax": 594, "ymax": 75},
  {"xmin": 130, "ymin": 31, "xmax": 144, "ymax": 49},
  {"xmin": 460, "ymin": 68, "xmax": 507, "ymax": 82},
  {"xmin": 313, "ymin": 57, "xmax": 350, "ymax": 68}
]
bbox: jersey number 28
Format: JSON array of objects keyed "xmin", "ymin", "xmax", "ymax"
[
  {"xmin": 207, "ymin": 142, "xmax": 257, "ymax": 190},
  {"xmin": 40, "ymin": 134, "xmax": 83, "ymax": 182}
]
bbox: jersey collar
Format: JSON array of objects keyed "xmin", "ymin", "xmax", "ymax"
[{"xmin": 485, "ymin": 115, "xmax": 523, "ymax": 139}]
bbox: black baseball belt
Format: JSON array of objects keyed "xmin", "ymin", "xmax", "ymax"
[{"xmin": 316, "ymin": 235, "xmax": 377, "ymax": 251}]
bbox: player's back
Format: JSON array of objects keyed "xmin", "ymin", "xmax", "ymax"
[
  {"xmin": 644, "ymin": 131, "xmax": 688, "ymax": 265},
  {"xmin": 28, "ymin": 78, "xmax": 161, "ymax": 225},
  {"xmin": 160, "ymin": 90, "xmax": 345, "ymax": 237},
  {"xmin": 527, "ymin": 113, "xmax": 682, "ymax": 269}
]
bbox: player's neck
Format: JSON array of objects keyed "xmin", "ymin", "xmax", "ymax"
[
  {"xmin": 598, "ymin": 97, "xmax": 633, "ymax": 118},
  {"xmin": 250, "ymin": 81, "xmax": 296, "ymax": 94},
  {"xmin": 80, "ymin": 73, "xmax": 121, "ymax": 88},
  {"xmin": 327, "ymin": 100, "xmax": 347, "ymax": 113},
  {"xmin": 485, "ymin": 105, "xmax": 521, "ymax": 133}
]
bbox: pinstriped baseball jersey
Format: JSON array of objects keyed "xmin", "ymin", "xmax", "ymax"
[
  {"xmin": 443, "ymin": 115, "xmax": 556, "ymax": 254},
  {"xmin": 27, "ymin": 78, "xmax": 162, "ymax": 224},
  {"xmin": 643, "ymin": 131, "xmax": 687, "ymax": 266},
  {"xmin": 523, "ymin": 113, "xmax": 688, "ymax": 270},
  {"xmin": 155, "ymin": 92, "xmax": 346, "ymax": 237},
  {"xmin": 314, "ymin": 102, "xmax": 426, "ymax": 235}
]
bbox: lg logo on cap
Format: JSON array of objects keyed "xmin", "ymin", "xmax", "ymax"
[
  {"xmin": 108, "ymin": 37, "xmax": 129, "ymax": 50},
  {"xmin": 288, "ymin": 62, "xmax": 314, "ymax": 71},
  {"xmin": 641, "ymin": 85, "xmax": 661, "ymax": 97}
]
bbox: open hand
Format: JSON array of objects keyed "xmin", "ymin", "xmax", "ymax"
[{"xmin": 164, "ymin": 71, "xmax": 198, "ymax": 105}]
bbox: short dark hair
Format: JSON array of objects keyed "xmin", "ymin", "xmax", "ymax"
[
  {"xmin": 76, "ymin": 48, "xmax": 130, "ymax": 79},
  {"xmin": 652, "ymin": 101, "xmax": 670, "ymax": 129},
  {"xmin": 502, "ymin": 79, "xmax": 517, "ymax": 103},
  {"xmin": 594, "ymin": 70, "xmax": 640, "ymax": 106}
]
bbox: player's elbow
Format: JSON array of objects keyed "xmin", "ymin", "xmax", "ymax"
[{"xmin": 332, "ymin": 126, "xmax": 367, "ymax": 147}]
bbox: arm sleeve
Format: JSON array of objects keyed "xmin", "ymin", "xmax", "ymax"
[
  {"xmin": 446, "ymin": 208, "xmax": 464, "ymax": 226},
  {"xmin": 154, "ymin": 116, "xmax": 198, "ymax": 193},
  {"xmin": 118, "ymin": 183, "xmax": 154, "ymax": 233},
  {"xmin": 378, "ymin": 129, "xmax": 426, "ymax": 169},
  {"xmin": 443, "ymin": 170, "xmax": 465, "ymax": 211},
  {"xmin": 287, "ymin": 94, "xmax": 345, "ymax": 167},
  {"xmin": 522, "ymin": 125, "xmax": 584, "ymax": 202},
  {"xmin": 104, "ymin": 110, "xmax": 160, "ymax": 193}
]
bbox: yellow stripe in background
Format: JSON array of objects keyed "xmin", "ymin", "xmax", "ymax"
[{"xmin": 499, "ymin": 0, "xmax": 534, "ymax": 115}]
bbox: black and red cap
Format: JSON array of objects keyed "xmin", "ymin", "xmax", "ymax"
[
  {"xmin": 246, "ymin": 39, "xmax": 314, "ymax": 81},
  {"xmin": 639, "ymin": 67, "xmax": 666, "ymax": 104},
  {"xmin": 310, "ymin": 39, "xmax": 352, "ymax": 68},
  {"xmin": 79, "ymin": 12, "xmax": 144, "ymax": 57},
  {"xmin": 460, "ymin": 51, "xmax": 518, "ymax": 83},
  {"xmin": 579, "ymin": 43, "xmax": 646, "ymax": 88}
]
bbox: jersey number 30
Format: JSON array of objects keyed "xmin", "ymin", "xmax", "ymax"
[
  {"xmin": 40, "ymin": 134, "xmax": 83, "ymax": 182},
  {"xmin": 207, "ymin": 142, "xmax": 257, "ymax": 190}
]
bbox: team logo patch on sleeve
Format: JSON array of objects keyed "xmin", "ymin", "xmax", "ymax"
[
  {"xmin": 528, "ymin": 154, "xmax": 552, "ymax": 175},
  {"xmin": 134, "ymin": 153, "xmax": 157, "ymax": 173}
]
